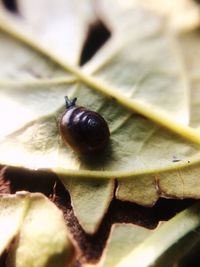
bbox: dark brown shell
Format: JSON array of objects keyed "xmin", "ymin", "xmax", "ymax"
[{"xmin": 59, "ymin": 106, "xmax": 110, "ymax": 154}]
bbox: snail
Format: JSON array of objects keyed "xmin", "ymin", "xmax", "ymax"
[{"xmin": 59, "ymin": 96, "xmax": 110, "ymax": 154}]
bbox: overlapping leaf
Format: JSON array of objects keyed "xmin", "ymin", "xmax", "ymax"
[
  {"xmin": 63, "ymin": 177, "xmax": 114, "ymax": 233},
  {"xmin": 114, "ymin": 201, "xmax": 200, "ymax": 267},
  {"xmin": 0, "ymin": 192, "xmax": 75, "ymax": 267},
  {"xmin": 83, "ymin": 223, "xmax": 154, "ymax": 267},
  {"xmin": 83, "ymin": 201, "xmax": 200, "ymax": 267}
]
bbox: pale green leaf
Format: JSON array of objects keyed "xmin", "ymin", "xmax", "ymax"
[
  {"xmin": 0, "ymin": 0, "xmax": 94, "ymax": 64},
  {"xmin": 0, "ymin": 194, "xmax": 27, "ymax": 254},
  {"xmin": 83, "ymin": 223, "xmax": 155, "ymax": 267},
  {"xmin": 62, "ymin": 178, "xmax": 115, "ymax": 233},
  {"xmin": 85, "ymin": 0, "xmax": 189, "ymax": 124},
  {"xmin": 83, "ymin": 202, "xmax": 200, "ymax": 267},
  {"xmin": 141, "ymin": 0, "xmax": 199, "ymax": 31},
  {"xmin": 1, "ymin": 79, "xmax": 200, "ymax": 175},
  {"xmin": 99, "ymin": 224, "xmax": 153, "ymax": 267},
  {"xmin": 157, "ymin": 161, "xmax": 200, "ymax": 199},
  {"xmin": 115, "ymin": 201, "xmax": 200, "ymax": 267},
  {"xmin": 0, "ymin": 82, "xmax": 76, "ymax": 141},
  {"xmin": 116, "ymin": 175, "xmax": 159, "ymax": 206},
  {"xmin": 0, "ymin": 192, "xmax": 75, "ymax": 267},
  {"xmin": 179, "ymin": 29, "xmax": 200, "ymax": 128},
  {"xmin": 0, "ymin": 31, "xmax": 72, "ymax": 80}
]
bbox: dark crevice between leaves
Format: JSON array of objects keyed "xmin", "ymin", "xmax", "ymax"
[
  {"xmin": 0, "ymin": 166, "xmax": 197, "ymax": 266},
  {"xmin": 177, "ymin": 236, "xmax": 200, "ymax": 267},
  {"xmin": 0, "ymin": 166, "xmax": 56, "ymax": 196},
  {"xmin": 0, "ymin": 166, "xmax": 11, "ymax": 194},
  {"xmin": 193, "ymin": 0, "xmax": 200, "ymax": 5},
  {"xmin": 0, "ymin": 251, "xmax": 7, "ymax": 267},
  {"xmin": 79, "ymin": 19, "xmax": 111, "ymax": 66},
  {"xmin": 113, "ymin": 178, "xmax": 118, "ymax": 197},
  {"xmin": 1, "ymin": 0, "xmax": 18, "ymax": 13}
]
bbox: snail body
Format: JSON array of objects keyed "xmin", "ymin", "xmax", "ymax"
[{"xmin": 59, "ymin": 97, "xmax": 110, "ymax": 154}]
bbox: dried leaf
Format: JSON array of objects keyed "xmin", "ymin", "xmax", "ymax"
[
  {"xmin": 116, "ymin": 175, "xmax": 159, "ymax": 206},
  {"xmin": 0, "ymin": 194, "xmax": 27, "ymax": 254},
  {"xmin": 83, "ymin": 202, "xmax": 200, "ymax": 267},
  {"xmin": 0, "ymin": 0, "xmax": 200, "ymax": 229},
  {"xmin": 83, "ymin": 223, "xmax": 155, "ymax": 267},
  {"xmin": 0, "ymin": 192, "xmax": 75, "ymax": 267},
  {"xmin": 62, "ymin": 178, "xmax": 115, "ymax": 233},
  {"xmin": 98, "ymin": 224, "xmax": 153, "ymax": 267},
  {"xmin": 115, "ymin": 201, "xmax": 200, "ymax": 267}
]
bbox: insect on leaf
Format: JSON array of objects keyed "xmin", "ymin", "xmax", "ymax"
[{"xmin": 0, "ymin": 0, "xmax": 200, "ymax": 240}]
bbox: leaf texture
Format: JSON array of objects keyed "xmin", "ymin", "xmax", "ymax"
[
  {"xmin": 0, "ymin": 0, "xmax": 200, "ymax": 232},
  {"xmin": 0, "ymin": 0, "xmax": 94, "ymax": 64},
  {"xmin": 115, "ymin": 201, "xmax": 200, "ymax": 267},
  {"xmin": 83, "ymin": 201, "xmax": 200, "ymax": 267},
  {"xmin": 0, "ymin": 192, "xmax": 75, "ymax": 267},
  {"xmin": 83, "ymin": 223, "xmax": 154, "ymax": 267},
  {"xmin": 62, "ymin": 178, "xmax": 115, "ymax": 233}
]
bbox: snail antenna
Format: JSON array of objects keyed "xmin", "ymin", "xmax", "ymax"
[
  {"xmin": 65, "ymin": 96, "xmax": 77, "ymax": 109},
  {"xmin": 72, "ymin": 97, "xmax": 77, "ymax": 106}
]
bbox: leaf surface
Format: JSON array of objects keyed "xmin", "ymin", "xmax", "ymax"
[
  {"xmin": 84, "ymin": 202, "xmax": 200, "ymax": 267},
  {"xmin": 82, "ymin": 223, "xmax": 156, "ymax": 267},
  {"xmin": 0, "ymin": 0, "xmax": 200, "ymax": 219},
  {"xmin": 0, "ymin": 0, "xmax": 94, "ymax": 64},
  {"xmin": 115, "ymin": 201, "xmax": 200, "ymax": 267},
  {"xmin": 0, "ymin": 193, "xmax": 27, "ymax": 254},
  {"xmin": 0, "ymin": 31, "xmax": 70, "ymax": 80},
  {"xmin": 62, "ymin": 178, "xmax": 115, "ymax": 233},
  {"xmin": 0, "ymin": 192, "xmax": 75, "ymax": 267},
  {"xmin": 99, "ymin": 224, "xmax": 153, "ymax": 267}
]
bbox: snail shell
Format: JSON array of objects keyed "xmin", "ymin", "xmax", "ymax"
[{"xmin": 59, "ymin": 97, "xmax": 110, "ymax": 154}]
